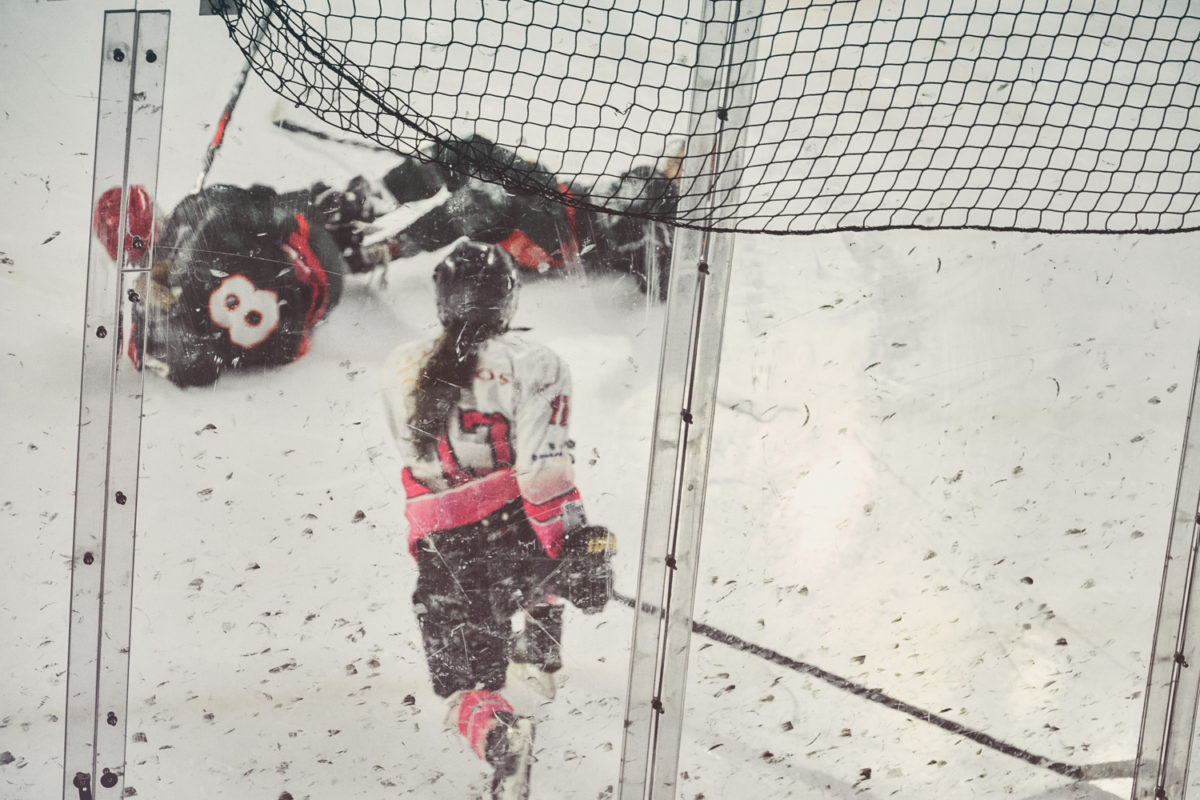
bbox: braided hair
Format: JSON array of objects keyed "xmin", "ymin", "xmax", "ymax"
[{"xmin": 410, "ymin": 240, "xmax": 518, "ymax": 461}]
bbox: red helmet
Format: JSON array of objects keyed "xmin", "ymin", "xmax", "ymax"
[{"xmin": 93, "ymin": 184, "xmax": 157, "ymax": 266}]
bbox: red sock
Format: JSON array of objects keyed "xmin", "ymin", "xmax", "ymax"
[{"xmin": 456, "ymin": 689, "xmax": 514, "ymax": 760}]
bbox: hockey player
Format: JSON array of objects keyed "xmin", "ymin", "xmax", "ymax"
[
  {"xmin": 96, "ymin": 183, "xmax": 347, "ymax": 387},
  {"xmin": 379, "ymin": 239, "xmax": 615, "ymax": 799},
  {"xmin": 316, "ymin": 133, "xmax": 680, "ymax": 299},
  {"xmin": 94, "ymin": 135, "xmax": 677, "ymax": 388}
]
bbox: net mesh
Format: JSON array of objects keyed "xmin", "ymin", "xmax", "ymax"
[{"xmin": 215, "ymin": 0, "xmax": 1200, "ymax": 234}]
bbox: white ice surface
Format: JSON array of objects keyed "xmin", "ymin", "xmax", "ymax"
[{"xmin": 3, "ymin": 3, "xmax": 1200, "ymax": 799}]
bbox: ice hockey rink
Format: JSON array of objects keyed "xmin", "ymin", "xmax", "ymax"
[{"xmin": 4, "ymin": 2, "xmax": 1200, "ymax": 798}]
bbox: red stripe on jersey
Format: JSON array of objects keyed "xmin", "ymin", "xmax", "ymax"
[
  {"xmin": 404, "ymin": 468, "xmax": 522, "ymax": 557},
  {"xmin": 400, "ymin": 467, "xmax": 432, "ymax": 497},
  {"xmin": 499, "ymin": 229, "xmax": 562, "ymax": 272},
  {"xmin": 282, "ymin": 212, "xmax": 331, "ymax": 359},
  {"xmin": 437, "ymin": 434, "xmax": 473, "ymax": 485},
  {"xmin": 522, "ymin": 488, "xmax": 581, "ymax": 559},
  {"xmin": 557, "ymin": 183, "xmax": 580, "ymax": 263},
  {"xmin": 524, "ymin": 488, "xmax": 581, "ymax": 523}
]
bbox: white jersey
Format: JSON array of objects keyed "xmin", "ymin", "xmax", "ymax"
[{"xmin": 381, "ymin": 330, "xmax": 586, "ymax": 558}]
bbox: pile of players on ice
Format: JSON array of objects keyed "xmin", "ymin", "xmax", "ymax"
[
  {"xmin": 93, "ymin": 136, "xmax": 676, "ymax": 799},
  {"xmin": 94, "ymin": 134, "xmax": 677, "ymax": 388}
]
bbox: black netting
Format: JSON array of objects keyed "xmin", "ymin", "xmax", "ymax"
[{"xmin": 215, "ymin": 0, "xmax": 1200, "ymax": 234}]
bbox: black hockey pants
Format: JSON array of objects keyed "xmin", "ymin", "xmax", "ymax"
[{"xmin": 412, "ymin": 499, "xmax": 564, "ymax": 697}]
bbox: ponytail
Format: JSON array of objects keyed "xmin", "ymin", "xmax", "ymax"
[{"xmin": 409, "ymin": 319, "xmax": 503, "ymax": 461}]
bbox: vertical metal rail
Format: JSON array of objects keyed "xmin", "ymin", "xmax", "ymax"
[
  {"xmin": 64, "ymin": 11, "xmax": 170, "ymax": 800},
  {"xmin": 618, "ymin": 2, "xmax": 762, "ymax": 798},
  {"xmin": 1135, "ymin": 343, "xmax": 1200, "ymax": 799}
]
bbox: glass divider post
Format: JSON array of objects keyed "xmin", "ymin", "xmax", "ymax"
[
  {"xmin": 64, "ymin": 11, "xmax": 170, "ymax": 800},
  {"xmin": 619, "ymin": 2, "xmax": 762, "ymax": 798},
  {"xmin": 1135, "ymin": 341, "xmax": 1200, "ymax": 799}
]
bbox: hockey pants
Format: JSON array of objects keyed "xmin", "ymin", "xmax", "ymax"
[{"xmin": 412, "ymin": 501, "xmax": 562, "ymax": 698}]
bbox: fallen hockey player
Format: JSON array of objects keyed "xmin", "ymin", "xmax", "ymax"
[{"xmin": 92, "ymin": 135, "xmax": 678, "ymax": 388}]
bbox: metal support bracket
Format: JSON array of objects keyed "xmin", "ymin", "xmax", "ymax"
[{"xmin": 63, "ymin": 10, "xmax": 170, "ymax": 800}]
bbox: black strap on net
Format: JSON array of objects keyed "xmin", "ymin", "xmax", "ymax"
[{"xmin": 213, "ymin": 0, "xmax": 1200, "ymax": 235}]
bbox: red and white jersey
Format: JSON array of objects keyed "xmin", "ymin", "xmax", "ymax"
[{"xmin": 381, "ymin": 330, "xmax": 586, "ymax": 559}]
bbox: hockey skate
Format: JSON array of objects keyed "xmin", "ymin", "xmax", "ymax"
[{"xmin": 485, "ymin": 711, "xmax": 535, "ymax": 800}]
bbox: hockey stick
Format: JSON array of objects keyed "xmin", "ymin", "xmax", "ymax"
[
  {"xmin": 611, "ymin": 589, "xmax": 1134, "ymax": 783},
  {"xmin": 193, "ymin": 61, "xmax": 253, "ymax": 193},
  {"xmin": 193, "ymin": 12, "xmax": 269, "ymax": 194},
  {"xmin": 272, "ymin": 116, "xmax": 397, "ymax": 154}
]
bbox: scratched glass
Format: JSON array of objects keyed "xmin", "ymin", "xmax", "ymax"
[
  {"xmin": 676, "ymin": 226, "xmax": 1200, "ymax": 798},
  {"xmin": 119, "ymin": 9, "xmax": 674, "ymax": 799}
]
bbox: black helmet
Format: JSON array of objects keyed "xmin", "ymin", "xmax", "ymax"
[
  {"xmin": 160, "ymin": 184, "xmax": 344, "ymax": 367},
  {"xmin": 434, "ymin": 238, "xmax": 518, "ymax": 331}
]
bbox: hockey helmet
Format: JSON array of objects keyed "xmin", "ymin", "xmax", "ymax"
[
  {"xmin": 93, "ymin": 184, "xmax": 157, "ymax": 266},
  {"xmin": 434, "ymin": 238, "xmax": 518, "ymax": 331},
  {"xmin": 161, "ymin": 184, "xmax": 343, "ymax": 367}
]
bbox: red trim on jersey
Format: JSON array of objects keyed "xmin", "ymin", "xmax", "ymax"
[
  {"xmin": 558, "ymin": 183, "xmax": 580, "ymax": 263},
  {"xmin": 524, "ymin": 488, "xmax": 581, "ymax": 523},
  {"xmin": 499, "ymin": 229, "xmax": 559, "ymax": 272},
  {"xmin": 282, "ymin": 212, "xmax": 331, "ymax": 358},
  {"xmin": 400, "ymin": 467, "xmax": 432, "ymax": 497},
  {"xmin": 522, "ymin": 487, "xmax": 581, "ymax": 558},
  {"xmin": 404, "ymin": 468, "xmax": 522, "ymax": 557},
  {"xmin": 437, "ymin": 434, "xmax": 473, "ymax": 485}
]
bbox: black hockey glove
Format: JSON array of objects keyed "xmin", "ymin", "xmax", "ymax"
[
  {"xmin": 133, "ymin": 294, "xmax": 224, "ymax": 388},
  {"xmin": 308, "ymin": 182, "xmax": 360, "ymax": 270},
  {"xmin": 310, "ymin": 176, "xmax": 377, "ymax": 228},
  {"xmin": 557, "ymin": 526, "xmax": 616, "ymax": 615}
]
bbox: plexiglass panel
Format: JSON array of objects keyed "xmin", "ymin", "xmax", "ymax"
[
  {"xmin": 65, "ymin": 12, "xmax": 140, "ymax": 797},
  {"xmin": 64, "ymin": 10, "xmax": 170, "ymax": 799},
  {"xmin": 115, "ymin": 10, "xmax": 672, "ymax": 800},
  {"xmin": 17, "ymin": 3, "xmax": 1200, "ymax": 799},
  {"xmin": 679, "ymin": 230, "xmax": 1200, "ymax": 799}
]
